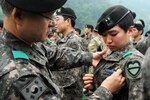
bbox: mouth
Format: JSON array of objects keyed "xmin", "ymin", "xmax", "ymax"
[{"xmin": 107, "ymin": 45, "xmax": 114, "ymax": 49}]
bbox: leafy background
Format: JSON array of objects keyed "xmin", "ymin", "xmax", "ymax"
[
  {"xmin": 0, "ymin": 0, "xmax": 149, "ymax": 34},
  {"xmin": 64, "ymin": 0, "xmax": 150, "ymax": 34}
]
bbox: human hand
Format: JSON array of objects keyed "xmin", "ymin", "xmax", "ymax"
[
  {"xmin": 92, "ymin": 49, "xmax": 107, "ymax": 67},
  {"xmin": 101, "ymin": 69, "xmax": 125, "ymax": 94},
  {"xmin": 83, "ymin": 74, "xmax": 94, "ymax": 90}
]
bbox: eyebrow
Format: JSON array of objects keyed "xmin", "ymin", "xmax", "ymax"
[{"xmin": 107, "ymin": 30, "xmax": 117, "ymax": 34}]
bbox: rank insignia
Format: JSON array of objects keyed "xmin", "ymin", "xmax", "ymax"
[{"xmin": 125, "ymin": 60, "xmax": 141, "ymax": 79}]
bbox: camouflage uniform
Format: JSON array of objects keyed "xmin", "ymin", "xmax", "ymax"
[
  {"xmin": 0, "ymin": 29, "xmax": 92, "ymax": 100},
  {"xmin": 52, "ymin": 31, "xmax": 88, "ymax": 100},
  {"xmin": 136, "ymin": 36, "xmax": 150, "ymax": 55},
  {"xmin": 93, "ymin": 43, "xmax": 143, "ymax": 100},
  {"xmin": 142, "ymin": 47, "xmax": 150, "ymax": 100}
]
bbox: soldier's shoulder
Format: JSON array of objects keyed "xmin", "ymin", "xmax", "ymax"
[
  {"xmin": 69, "ymin": 33, "xmax": 82, "ymax": 41},
  {"xmin": 129, "ymin": 49, "xmax": 144, "ymax": 59},
  {"xmin": 123, "ymin": 50, "xmax": 143, "ymax": 79},
  {"xmin": 0, "ymin": 49, "xmax": 33, "ymax": 80},
  {"xmin": 123, "ymin": 47, "xmax": 144, "ymax": 60}
]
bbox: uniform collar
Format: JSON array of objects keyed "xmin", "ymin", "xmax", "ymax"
[
  {"xmin": 1, "ymin": 28, "xmax": 47, "ymax": 66},
  {"xmin": 57, "ymin": 31, "xmax": 75, "ymax": 44},
  {"xmin": 104, "ymin": 43, "xmax": 133, "ymax": 61}
]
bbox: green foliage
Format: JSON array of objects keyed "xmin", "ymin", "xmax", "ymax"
[
  {"xmin": 64, "ymin": 0, "xmax": 111, "ymax": 29},
  {"xmin": 64, "ymin": 0, "xmax": 150, "ymax": 33}
]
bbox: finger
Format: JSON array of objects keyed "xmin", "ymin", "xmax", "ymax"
[
  {"xmin": 99, "ymin": 49, "xmax": 107, "ymax": 56},
  {"xmin": 84, "ymin": 84, "xmax": 93, "ymax": 89},
  {"xmin": 120, "ymin": 77, "xmax": 125, "ymax": 84},
  {"xmin": 83, "ymin": 74, "xmax": 93, "ymax": 80},
  {"xmin": 84, "ymin": 74, "xmax": 94, "ymax": 77},
  {"xmin": 84, "ymin": 80, "xmax": 93, "ymax": 85},
  {"xmin": 113, "ymin": 69, "xmax": 122, "ymax": 75}
]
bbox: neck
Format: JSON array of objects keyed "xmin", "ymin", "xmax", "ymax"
[
  {"xmin": 135, "ymin": 35, "xmax": 141, "ymax": 41},
  {"xmin": 62, "ymin": 27, "xmax": 74, "ymax": 37}
]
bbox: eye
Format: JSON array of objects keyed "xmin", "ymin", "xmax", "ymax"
[
  {"xmin": 110, "ymin": 32, "xmax": 117, "ymax": 36},
  {"xmin": 101, "ymin": 32, "xmax": 107, "ymax": 37}
]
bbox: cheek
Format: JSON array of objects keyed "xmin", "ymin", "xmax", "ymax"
[{"xmin": 102, "ymin": 37, "xmax": 107, "ymax": 43}]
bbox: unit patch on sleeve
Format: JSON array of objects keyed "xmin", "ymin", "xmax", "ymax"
[{"xmin": 125, "ymin": 60, "xmax": 141, "ymax": 79}]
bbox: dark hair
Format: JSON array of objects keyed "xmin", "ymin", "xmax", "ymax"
[
  {"xmin": 1, "ymin": 0, "xmax": 14, "ymax": 15},
  {"xmin": 117, "ymin": 13, "xmax": 134, "ymax": 33},
  {"xmin": 134, "ymin": 19, "xmax": 145, "ymax": 34},
  {"xmin": 63, "ymin": 15, "xmax": 76, "ymax": 27},
  {"xmin": 134, "ymin": 24, "xmax": 143, "ymax": 31},
  {"xmin": 85, "ymin": 24, "xmax": 94, "ymax": 32},
  {"xmin": 138, "ymin": 19, "xmax": 145, "ymax": 28},
  {"xmin": 130, "ymin": 11, "xmax": 136, "ymax": 19},
  {"xmin": 56, "ymin": 7, "xmax": 76, "ymax": 27},
  {"xmin": 75, "ymin": 28, "xmax": 81, "ymax": 35}
]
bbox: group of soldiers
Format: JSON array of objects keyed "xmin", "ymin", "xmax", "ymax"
[{"xmin": 0, "ymin": 0, "xmax": 150, "ymax": 100}]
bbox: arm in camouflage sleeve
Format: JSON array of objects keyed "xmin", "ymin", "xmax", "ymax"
[
  {"xmin": 46, "ymin": 46, "xmax": 92, "ymax": 70},
  {"xmin": 142, "ymin": 47, "xmax": 150, "ymax": 99},
  {"xmin": 85, "ymin": 69, "xmax": 125, "ymax": 100},
  {"xmin": 42, "ymin": 44, "xmax": 106, "ymax": 70},
  {"xmin": 87, "ymin": 86, "xmax": 113, "ymax": 100},
  {"xmin": 124, "ymin": 57, "xmax": 143, "ymax": 100}
]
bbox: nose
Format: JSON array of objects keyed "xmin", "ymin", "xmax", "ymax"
[{"xmin": 105, "ymin": 35, "xmax": 112, "ymax": 44}]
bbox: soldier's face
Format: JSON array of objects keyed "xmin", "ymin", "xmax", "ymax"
[
  {"xmin": 54, "ymin": 15, "xmax": 68, "ymax": 34},
  {"xmin": 84, "ymin": 28, "xmax": 91, "ymax": 34},
  {"xmin": 102, "ymin": 25, "xmax": 132, "ymax": 51},
  {"xmin": 15, "ymin": 11, "xmax": 54, "ymax": 44},
  {"xmin": 132, "ymin": 28, "xmax": 141, "ymax": 38}
]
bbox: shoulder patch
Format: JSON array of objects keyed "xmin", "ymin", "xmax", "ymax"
[
  {"xmin": 12, "ymin": 50, "xmax": 29, "ymax": 60},
  {"xmin": 125, "ymin": 60, "xmax": 141, "ymax": 79},
  {"xmin": 122, "ymin": 51, "xmax": 133, "ymax": 58}
]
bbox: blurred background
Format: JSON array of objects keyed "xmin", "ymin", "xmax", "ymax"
[
  {"xmin": 0, "ymin": 0, "xmax": 149, "ymax": 33},
  {"xmin": 63, "ymin": 0, "xmax": 150, "ymax": 33}
]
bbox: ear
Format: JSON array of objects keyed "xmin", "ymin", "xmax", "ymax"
[
  {"xmin": 127, "ymin": 25, "xmax": 134, "ymax": 37},
  {"xmin": 11, "ymin": 8, "xmax": 23, "ymax": 25},
  {"xmin": 65, "ymin": 18, "xmax": 71, "ymax": 25}
]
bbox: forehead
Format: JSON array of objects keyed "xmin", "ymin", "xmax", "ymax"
[
  {"xmin": 105, "ymin": 25, "xmax": 123, "ymax": 34},
  {"xmin": 56, "ymin": 15, "xmax": 64, "ymax": 19}
]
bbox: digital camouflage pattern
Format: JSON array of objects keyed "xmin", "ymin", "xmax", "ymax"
[
  {"xmin": 87, "ymin": 86, "xmax": 113, "ymax": 100},
  {"xmin": 93, "ymin": 43, "xmax": 143, "ymax": 100},
  {"xmin": 142, "ymin": 47, "xmax": 150, "ymax": 100},
  {"xmin": 0, "ymin": 29, "xmax": 92, "ymax": 100},
  {"xmin": 52, "ymin": 31, "xmax": 88, "ymax": 100},
  {"xmin": 136, "ymin": 36, "xmax": 150, "ymax": 55}
]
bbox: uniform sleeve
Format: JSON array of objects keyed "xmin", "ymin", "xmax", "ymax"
[
  {"xmin": 87, "ymin": 86, "xmax": 113, "ymax": 100},
  {"xmin": 0, "ymin": 71, "xmax": 60, "ymax": 100},
  {"xmin": 142, "ymin": 47, "xmax": 150, "ymax": 99},
  {"xmin": 44, "ymin": 45, "xmax": 92, "ymax": 70},
  {"xmin": 136, "ymin": 38, "xmax": 148, "ymax": 55},
  {"xmin": 124, "ymin": 56, "xmax": 143, "ymax": 100},
  {"xmin": 67, "ymin": 39, "xmax": 83, "ymax": 51}
]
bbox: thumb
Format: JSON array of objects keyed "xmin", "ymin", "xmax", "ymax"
[{"xmin": 100, "ymin": 49, "xmax": 107, "ymax": 56}]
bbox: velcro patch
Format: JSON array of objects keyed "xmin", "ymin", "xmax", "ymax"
[
  {"xmin": 125, "ymin": 60, "xmax": 141, "ymax": 79},
  {"xmin": 21, "ymin": 77, "xmax": 47, "ymax": 100}
]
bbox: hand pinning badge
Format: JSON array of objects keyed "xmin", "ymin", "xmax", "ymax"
[{"xmin": 125, "ymin": 60, "xmax": 141, "ymax": 79}]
